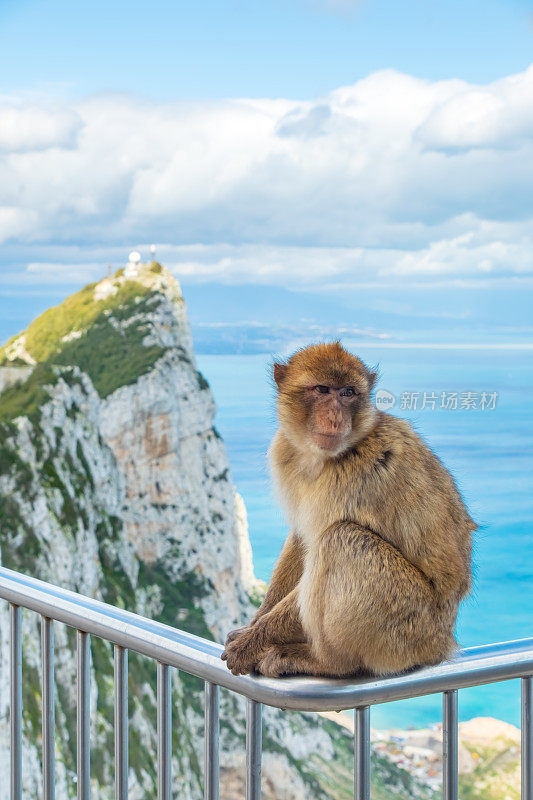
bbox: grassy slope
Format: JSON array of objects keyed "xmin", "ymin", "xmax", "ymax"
[
  {"xmin": 1, "ymin": 277, "xmax": 146, "ymax": 363},
  {"xmin": 0, "ymin": 272, "xmax": 167, "ymax": 400}
]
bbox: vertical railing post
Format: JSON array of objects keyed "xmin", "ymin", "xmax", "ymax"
[
  {"xmin": 157, "ymin": 662, "xmax": 172, "ymax": 800},
  {"xmin": 10, "ymin": 604, "xmax": 22, "ymax": 800},
  {"xmin": 41, "ymin": 616, "xmax": 55, "ymax": 800},
  {"xmin": 523, "ymin": 676, "xmax": 533, "ymax": 800},
  {"xmin": 77, "ymin": 631, "xmax": 90, "ymax": 800},
  {"xmin": 246, "ymin": 699, "xmax": 262, "ymax": 800},
  {"xmin": 204, "ymin": 682, "xmax": 220, "ymax": 800},
  {"xmin": 354, "ymin": 706, "xmax": 370, "ymax": 800},
  {"xmin": 115, "ymin": 646, "xmax": 129, "ymax": 800},
  {"xmin": 443, "ymin": 689, "xmax": 459, "ymax": 800}
]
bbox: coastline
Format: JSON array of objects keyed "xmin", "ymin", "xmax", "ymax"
[{"xmin": 319, "ymin": 712, "xmax": 522, "ymax": 795}]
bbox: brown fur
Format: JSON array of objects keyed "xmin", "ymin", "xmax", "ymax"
[{"xmin": 222, "ymin": 342, "xmax": 476, "ymax": 678}]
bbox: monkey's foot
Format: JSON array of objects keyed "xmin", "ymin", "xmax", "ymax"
[
  {"xmin": 256, "ymin": 646, "xmax": 295, "ymax": 678},
  {"xmin": 257, "ymin": 643, "xmax": 317, "ymax": 678},
  {"xmin": 221, "ymin": 627, "xmax": 265, "ymax": 675}
]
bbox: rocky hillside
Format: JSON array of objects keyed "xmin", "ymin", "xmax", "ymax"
[{"xmin": 0, "ymin": 261, "xmax": 434, "ymax": 800}]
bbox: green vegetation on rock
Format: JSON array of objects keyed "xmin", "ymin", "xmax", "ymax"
[
  {"xmin": 138, "ymin": 560, "xmax": 213, "ymax": 640},
  {"xmin": 53, "ymin": 310, "xmax": 166, "ymax": 397},
  {"xmin": 0, "ymin": 277, "xmax": 148, "ymax": 364},
  {"xmin": 0, "ymin": 364, "xmax": 57, "ymax": 422},
  {"xmin": 0, "ymin": 429, "xmax": 33, "ymax": 492},
  {"xmin": 0, "ymin": 275, "xmax": 169, "ymax": 399}
]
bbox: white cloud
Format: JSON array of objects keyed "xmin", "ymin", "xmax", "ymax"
[
  {"xmin": 4, "ymin": 223, "xmax": 532, "ymax": 292},
  {"xmin": 385, "ymin": 232, "xmax": 533, "ymax": 277},
  {"xmin": 0, "ymin": 66, "xmax": 532, "ymax": 289},
  {"xmin": 0, "ymin": 206, "xmax": 39, "ymax": 241},
  {"xmin": 0, "ymin": 101, "xmax": 82, "ymax": 152},
  {"xmin": 416, "ymin": 66, "xmax": 533, "ymax": 150}
]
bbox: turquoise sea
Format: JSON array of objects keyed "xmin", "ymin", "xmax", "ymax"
[{"xmin": 197, "ymin": 346, "xmax": 533, "ymax": 729}]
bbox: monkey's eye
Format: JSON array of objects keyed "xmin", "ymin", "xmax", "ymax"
[
  {"xmin": 315, "ymin": 385, "xmax": 330, "ymax": 394},
  {"xmin": 340, "ymin": 386, "xmax": 358, "ymax": 397}
]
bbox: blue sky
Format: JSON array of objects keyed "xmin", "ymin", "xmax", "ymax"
[
  {"xmin": 1, "ymin": 0, "xmax": 532, "ymax": 98},
  {"xmin": 0, "ymin": 0, "xmax": 532, "ymax": 344}
]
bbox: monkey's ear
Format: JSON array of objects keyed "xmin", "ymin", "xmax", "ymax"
[
  {"xmin": 273, "ymin": 362, "xmax": 288, "ymax": 388},
  {"xmin": 368, "ymin": 371, "xmax": 378, "ymax": 390}
]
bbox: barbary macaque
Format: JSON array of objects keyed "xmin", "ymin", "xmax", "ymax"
[{"xmin": 222, "ymin": 342, "xmax": 475, "ymax": 678}]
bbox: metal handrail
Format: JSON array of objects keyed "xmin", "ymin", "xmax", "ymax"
[
  {"xmin": 0, "ymin": 565, "xmax": 531, "ymax": 800},
  {"xmin": 0, "ymin": 566, "xmax": 531, "ymax": 711}
]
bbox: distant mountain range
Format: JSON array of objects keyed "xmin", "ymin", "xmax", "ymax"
[
  {"xmin": 181, "ymin": 281, "xmax": 533, "ymax": 353},
  {"xmin": 1, "ymin": 272, "xmax": 532, "ymax": 357}
]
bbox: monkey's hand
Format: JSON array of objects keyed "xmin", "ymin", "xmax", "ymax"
[{"xmin": 221, "ymin": 625, "xmax": 265, "ymax": 675}]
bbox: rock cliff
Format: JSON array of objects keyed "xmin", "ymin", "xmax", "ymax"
[{"xmin": 0, "ymin": 262, "xmax": 433, "ymax": 799}]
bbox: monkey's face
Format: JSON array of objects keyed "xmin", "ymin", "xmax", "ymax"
[
  {"xmin": 274, "ymin": 343, "xmax": 377, "ymax": 457},
  {"xmin": 302, "ymin": 384, "xmax": 363, "ymax": 452}
]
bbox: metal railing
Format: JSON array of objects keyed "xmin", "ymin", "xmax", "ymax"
[{"xmin": 0, "ymin": 565, "xmax": 531, "ymax": 800}]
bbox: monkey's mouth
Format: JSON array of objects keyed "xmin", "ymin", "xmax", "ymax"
[{"xmin": 312, "ymin": 432, "xmax": 345, "ymax": 451}]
